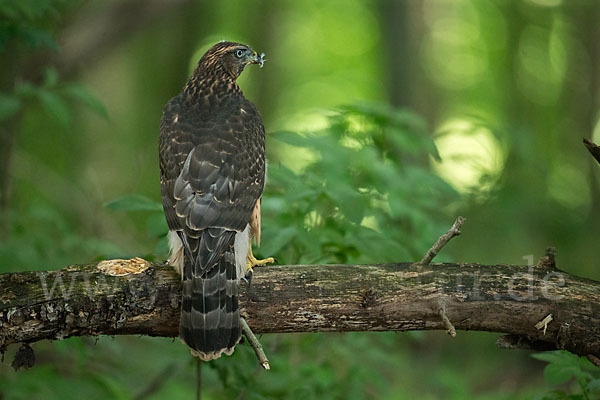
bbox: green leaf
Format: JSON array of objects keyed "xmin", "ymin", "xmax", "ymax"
[
  {"xmin": 532, "ymin": 351, "xmax": 576, "ymax": 364},
  {"xmin": 536, "ymin": 390, "xmax": 569, "ymax": 400},
  {"xmin": 323, "ymin": 183, "xmax": 365, "ymax": 223},
  {"xmin": 37, "ymin": 89, "xmax": 70, "ymax": 127},
  {"xmin": 544, "ymin": 363, "xmax": 576, "ymax": 385},
  {"xmin": 17, "ymin": 26, "xmax": 59, "ymax": 51},
  {"xmin": 260, "ymin": 225, "xmax": 297, "ymax": 257},
  {"xmin": 105, "ymin": 194, "xmax": 163, "ymax": 212},
  {"xmin": 578, "ymin": 355, "xmax": 600, "ymax": 372},
  {"xmin": 0, "ymin": 92, "xmax": 22, "ymax": 120},
  {"xmin": 587, "ymin": 379, "xmax": 600, "ymax": 393},
  {"xmin": 62, "ymin": 84, "xmax": 109, "ymax": 120},
  {"xmin": 271, "ymin": 130, "xmax": 311, "ymax": 148},
  {"xmin": 532, "ymin": 351, "xmax": 583, "ymax": 386}
]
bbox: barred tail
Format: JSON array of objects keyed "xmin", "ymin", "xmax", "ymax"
[{"xmin": 179, "ymin": 231, "xmax": 242, "ymax": 361}]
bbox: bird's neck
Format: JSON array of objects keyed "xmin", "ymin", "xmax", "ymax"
[{"xmin": 183, "ymin": 64, "xmax": 242, "ymax": 101}]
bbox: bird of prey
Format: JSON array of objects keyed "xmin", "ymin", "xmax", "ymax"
[{"xmin": 159, "ymin": 41, "xmax": 274, "ymax": 361}]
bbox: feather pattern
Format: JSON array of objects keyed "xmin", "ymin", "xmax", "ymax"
[{"xmin": 159, "ymin": 42, "xmax": 266, "ymax": 360}]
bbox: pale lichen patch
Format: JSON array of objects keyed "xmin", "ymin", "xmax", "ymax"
[
  {"xmin": 97, "ymin": 257, "xmax": 150, "ymax": 276},
  {"xmin": 0, "ymin": 291, "xmax": 16, "ymax": 304}
]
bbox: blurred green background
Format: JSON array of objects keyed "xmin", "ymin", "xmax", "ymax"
[{"xmin": 1, "ymin": 0, "xmax": 600, "ymax": 399}]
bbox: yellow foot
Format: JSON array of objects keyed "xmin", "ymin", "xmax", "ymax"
[
  {"xmin": 244, "ymin": 248, "xmax": 276, "ymax": 284},
  {"xmin": 247, "ymin": 254, "xmax": 276, "ymax": 269}
]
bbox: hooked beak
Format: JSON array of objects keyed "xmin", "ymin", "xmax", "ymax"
[{"xmin": 248, "ymin": 50, "xmax": 266, "ymax": 68}]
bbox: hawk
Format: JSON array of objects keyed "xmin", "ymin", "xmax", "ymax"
[{"xmin": 159, "ymin": 41, "xmax": 273, "ymax": 360}]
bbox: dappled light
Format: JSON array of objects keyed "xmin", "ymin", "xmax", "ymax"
[{"xmin": 432, "ymin": 118, "xmax": 505, "ymax": 196}]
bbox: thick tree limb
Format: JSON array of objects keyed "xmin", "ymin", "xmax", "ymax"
[{"xmin": 1, "ymin": 259, "xmax": 599, "ymax": 360}]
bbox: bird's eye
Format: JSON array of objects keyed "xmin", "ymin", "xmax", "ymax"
[{"xmin": 235, "ymin": 49, "xmax": 244, "ymax": 58}]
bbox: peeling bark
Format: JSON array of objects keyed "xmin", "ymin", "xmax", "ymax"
[{"xmin": 0, "ymin": 261, "xmax": 599, "ymax": 359}]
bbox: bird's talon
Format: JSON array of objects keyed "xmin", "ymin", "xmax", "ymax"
[
  {"xmin": 247, "ymin": 256, "xmax": 276, "ymax": 268},
  {"xmin": 242, "ymin": 269, "xmax": 253, "ymax": 285},
  {"xmin": 245, "ymin": 241, "xmax": 276, "ymax": 284}
]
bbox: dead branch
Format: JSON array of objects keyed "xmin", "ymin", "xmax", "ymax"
[
  {"xmin": 583, "ymin": 138, "xmax": 600, "ymax": 165},
  {"xmin": 241, "ymin": 318, "xmax": 270, "ymax": 370},
  {"xmin": 419, "ymin": 216, "xmax": 465, "ymax": 265},
  {"xmin": 0, "ymin": 257, "xmax": 599, "ymax": 361}
]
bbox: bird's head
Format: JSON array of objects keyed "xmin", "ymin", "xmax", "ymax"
[{"xmin": 199, "ymin": 41, "xmax": 265, "ymax": 80}]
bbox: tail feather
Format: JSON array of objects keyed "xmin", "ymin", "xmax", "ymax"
[{"xmin": 179, "ymin": 230, "xmax": 242, "ymax": 361}]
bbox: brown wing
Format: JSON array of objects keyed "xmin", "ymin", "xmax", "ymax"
[
  {"xmin": 160, "ymin": 93, "xmax": 266, "ymax": 358},
  {"xmin": 159, "ymin": 95, "xmax": 266, "ymax": 274}
]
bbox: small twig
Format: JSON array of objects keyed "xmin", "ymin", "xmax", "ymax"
[
  {"xmin": 420, "ymin": 216, "xmax": 465, "ymax": 265},
  {"xmin": 240, "ymin": 317, "xmax": 270, "ymax": 370},
  {"xmin": 583, "ymin": 138, "xmax": 600, "ymax": 165},
  {"xmin": 439, "ymin": 305, "xmax": 456, "ymax": 337}
]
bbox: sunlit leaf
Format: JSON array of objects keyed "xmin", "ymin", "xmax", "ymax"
[
  {"xmin": 323, "ymin": 183, "xmax": 365, "ymax": 224},
  {"xmin": 271, "ymin": 130, "xmax": 311, "ymax": 148}
]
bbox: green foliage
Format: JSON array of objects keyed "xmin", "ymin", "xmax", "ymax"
[
  {"xmin": 0, "ymin": 0, "xmax": 106, "ymax": 126},
  {"xmin": 0, "ymin": 203, "xmax": 122, "ymax": 270},
  {"xmin": 96, "ymin": 103, "xmax": 462, "ymax": 399},
  {"xmin": 0, "ymin": 0, "xmax": 111, "ymax": 273},
  {"xmin": 532, "ymin": 351, "xmax": 600, "ymax": 399},
  {"xmin": 2, "ymin": 1, "xmax": 600, "ymax": 399},
  {"xmin": 61, "ymin": 83, "xmax": 109, "ymax": 120},
  {"xmin": 0, "ymin": 0, "xmax": 77, "ymax": 51},
  {"xmin": 105, "ymin": 103, "xmax": 458, "ymax": 268},
  {"xmin": 260, "ymin": 102, "xmax": 457, "ymax": 265},
  {"xmin": 105, "ymin": 194, "xmax": 169, "ymax": 256},
  {"xmin": 7, "ymin": 67, "xmax": 109, "ymax": 126}
]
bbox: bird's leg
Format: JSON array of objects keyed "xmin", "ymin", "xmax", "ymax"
[
  {"xmin": 244, "ymin": 240, "xmax": 276, "ymax": 283},
  {"xmin": 247, "ymin": 244, "xmax": 276, "ymax": 268}
]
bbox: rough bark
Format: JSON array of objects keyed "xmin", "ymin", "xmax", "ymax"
[{"xmin": 1, "ymin": 258, "xmax": 599, "ymax": 359}]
